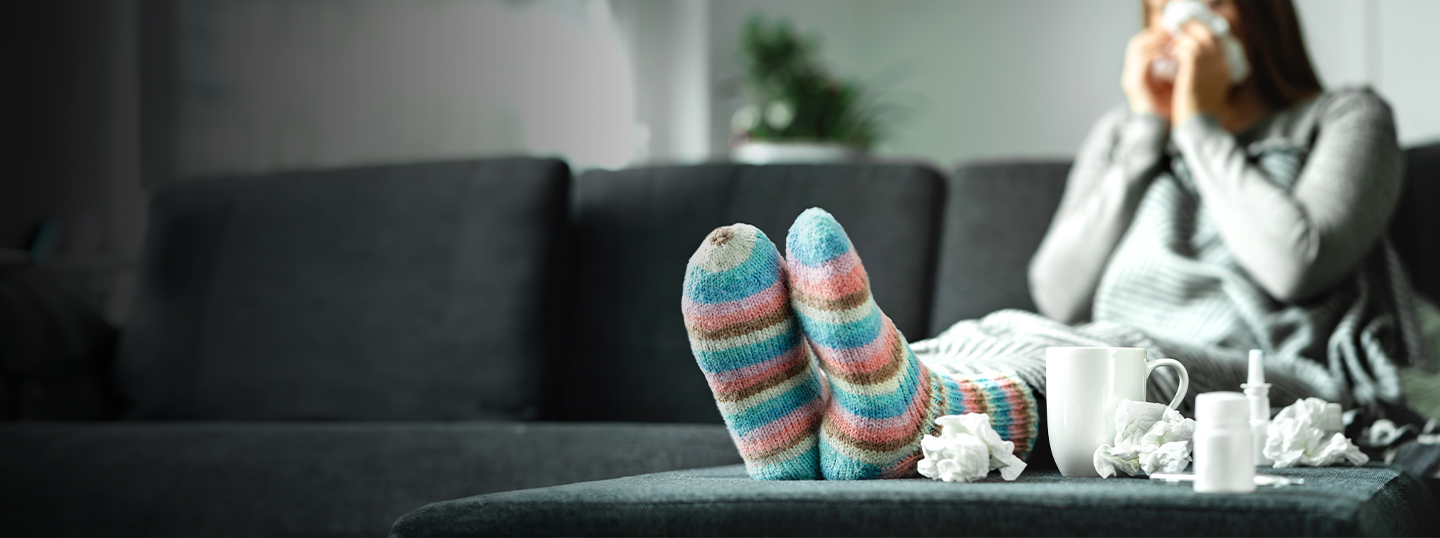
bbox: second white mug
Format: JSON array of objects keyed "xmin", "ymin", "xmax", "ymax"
[{"xmin": 1045, "ymin": 347, "xmax": 1190, "ymax": 478}]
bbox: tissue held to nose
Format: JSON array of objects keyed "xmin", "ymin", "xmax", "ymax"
[{"xmin": 1150, "ymin": 0, "xmax": 1251, "ymax": 83}]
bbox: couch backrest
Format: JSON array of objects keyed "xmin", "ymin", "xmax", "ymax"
[
  {"xmin": 1394, "ymin": 143, "xmax": 1440, "ymax": 300},
  {"xmin": 544, "ymin": 163, "xmax": 946, "ymax": 423},
  {"xmin": 112, "ymin": 143, "xmax": 1437, "ymax": 424},
  {"xmin": 115, "ymin": 158, "xmax": 570, "ymax": 421},
  {"xmin": 927, "ymin": 160, "xmax": 1069, "ymax": 337}
]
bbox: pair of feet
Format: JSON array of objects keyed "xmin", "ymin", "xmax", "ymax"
[{"xmin": 681, "ymin": 208, "xmax": 1037, "ymax": 480}]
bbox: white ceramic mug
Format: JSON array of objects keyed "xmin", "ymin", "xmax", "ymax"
[{"xmin": 1045, "ymin": 347, "xmax": 1190, "ymax": 478}]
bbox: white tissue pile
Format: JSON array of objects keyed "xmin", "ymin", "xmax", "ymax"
[
  {"xmin": 1264, "ymin": 397, "xmax": 1369, "ymax": 468},
  {"xmin": 1093, "ymin": 399, "xmax": 1197, "ymax": 478},
  {"xmin": 916, "ymin": 413, "xmax": 1027, "ymax": 483}
]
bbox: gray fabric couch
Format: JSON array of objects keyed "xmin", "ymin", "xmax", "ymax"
[{"xmin": 3, "ymin": 145, "xmax": 1437, "ymax": 536}]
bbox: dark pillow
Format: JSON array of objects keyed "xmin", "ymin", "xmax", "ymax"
[
  {"xmin": 1392, "ymin": 143, "xmax": 1440, "ymax": 300},
  {"xmin": 928, "ymin": 160, "xmax": 1069, "ymax": 336},
  {"xmin": 115, "ymin": 158, "xmax": 570, "ymax": 421}
]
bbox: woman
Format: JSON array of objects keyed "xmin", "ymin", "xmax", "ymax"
[{"xmin": 681, "ymin": 0, "xmax": 1425, "ymax": 481}]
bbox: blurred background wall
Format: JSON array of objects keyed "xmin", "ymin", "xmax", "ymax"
[
  {"xmin": 708, "ymin": 0, "xmax": 1440, "ymax": 162},
  {"xmin": 162, "ymin": 0, "xmax": 1440, "ymax": 176},
  {"xmin": 4, "ymin": 0, "xmax": 1439, "ymax": 323}
]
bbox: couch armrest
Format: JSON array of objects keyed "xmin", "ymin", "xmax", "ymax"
[
  {"xmin": 0, "ymin": 269, "xmax": 118, "ymax": 419},
  {"xmin": 0, "ymin": 421, "xmax": 740, "ymax": 536}
]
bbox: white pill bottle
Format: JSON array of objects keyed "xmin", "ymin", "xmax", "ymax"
[{"xmin": 1193, "ymin": 392, "xmax": 1255, "ymax": 494}]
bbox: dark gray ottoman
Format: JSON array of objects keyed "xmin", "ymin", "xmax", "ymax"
[{"xmin": 390, "ymin": 463, "xmax": 1437, "ymax": 537}]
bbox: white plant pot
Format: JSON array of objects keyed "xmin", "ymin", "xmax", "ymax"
[{"xmin": 731, "ymin": 141, "xmax": 863, "ymax": 164}]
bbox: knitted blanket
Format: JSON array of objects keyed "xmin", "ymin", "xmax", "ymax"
[{"xmin": 915, "ymin": 142, "xmax": 1427, "ymax": 415}]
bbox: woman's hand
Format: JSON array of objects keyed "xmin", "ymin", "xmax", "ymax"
[
  {"xmin": 1121, "ymin": 28, "xmax": 1173, "ymax": 118},
  {"xmin": 1171, "ymin": 21, "xmax": 1232, "ymax": 126}
]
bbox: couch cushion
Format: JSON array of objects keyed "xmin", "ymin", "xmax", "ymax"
[
  {"xmin": 1394, "ymin": 143, "xmax": 1440, "ymax": 300},
  {"xmin": 391, "ymin": 463, "xmax": 1437, "ymax": 537},
  {"xmin": 116, "ymin": 158, "xmax": 569, "ymax": 420},
  {"xmin": 0, "ymin": 421, "xmax": 739, "ymax": 537},
  {"xmin": 549, "ymin": 164, "xmax": 946, "ymax": 423},
  {"xmin": 928, "ymin": 160, "xmax": 1069, "ymax": 337}
]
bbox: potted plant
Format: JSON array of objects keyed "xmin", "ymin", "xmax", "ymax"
[{"xmin": 729, "ymin": 15, "xmax": 884, "ymax": 164}]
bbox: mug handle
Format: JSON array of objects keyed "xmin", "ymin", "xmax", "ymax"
[{"xmin": 1146, "ymin": 358, "xmax": 1190, "ymax": 409}]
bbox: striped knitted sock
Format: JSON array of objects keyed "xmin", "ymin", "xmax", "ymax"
[
  {"xmin": 682, "ymin": 224, "xmax": 826, "ymax": 480},
  {"xmin": 785, "ymin": 208, "xmax": 1038, "ymax": 480}
]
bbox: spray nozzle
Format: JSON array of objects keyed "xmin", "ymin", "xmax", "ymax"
[{"xmin": 1245, "ymin": 349, "xmax": 1268, "ymax": 388}]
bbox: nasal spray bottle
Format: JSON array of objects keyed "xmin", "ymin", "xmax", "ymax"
[{"xmin": 1241, "ymin": 349, "xmax": 1273, "ymax": 466}]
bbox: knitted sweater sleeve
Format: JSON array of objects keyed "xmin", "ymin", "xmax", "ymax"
[
  {"xmin": 1171, "ymin": 89, "xmax": 1403, "ymax": 303},
  {"xmin": 1029, "ymin": 106, "xmax": 1170, "ymax": 324}
]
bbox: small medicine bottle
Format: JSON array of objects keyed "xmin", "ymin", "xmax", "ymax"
[{"xmin": 1193, "ymin": 392, "xmax": 1255, "ymax": 494}]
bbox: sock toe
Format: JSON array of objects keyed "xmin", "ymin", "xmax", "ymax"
[
  {"xmin": 786, "ymin": 208, "xmax": 854, "ymax": 268},
  {"xmin": 690, "ymin": 225, "xmax": 759, "ymax": 270}
]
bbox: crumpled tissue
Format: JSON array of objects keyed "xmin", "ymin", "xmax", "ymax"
[
  {"xmin": 916, "ymin": 413, "xmax": 1026, "ymax": 482},
  {"xmin": 1093, "ymin": 399, "xmax": 1196, "ymax": 478},
  {"xmin": 1264, "ymin": 397, "xmax": 1369, "ymax": 468}
]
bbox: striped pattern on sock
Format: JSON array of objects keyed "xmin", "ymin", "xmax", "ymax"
[
  {"xmin": 785, "ymin": 207, "xmax": 1038, "ymax": 480},
  {"xmin": 682, "ymin": 223, "xmax": 825, "ymax": 480}
]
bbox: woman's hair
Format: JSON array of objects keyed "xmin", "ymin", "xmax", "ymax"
[{"xmin": 1145, "ymin": 0, "xmax": 1324, "ymax": 110}]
